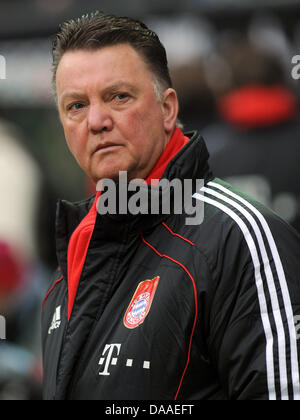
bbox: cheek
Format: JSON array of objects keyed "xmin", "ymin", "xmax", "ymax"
[
  {"xmin": 122, "ymin": 103, "xmax": 163, "ymax": 139},
  {"xmin": 64, "ymin": 122, "xmax": 86, "ymax": 158}
]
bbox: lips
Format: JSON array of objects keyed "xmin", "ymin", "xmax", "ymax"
[{"xmin": 93, "ymin": 142, "xmax": 120, "ymax": 155}]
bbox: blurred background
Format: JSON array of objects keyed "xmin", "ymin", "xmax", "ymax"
[{"xmin": 0, "ymin": 0, "xmax": 300, "ymax": 400}]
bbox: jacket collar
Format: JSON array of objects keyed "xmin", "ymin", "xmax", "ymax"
[{"xmin": 55, "ymin": 130, "xmax": 212, "ymax": 275}]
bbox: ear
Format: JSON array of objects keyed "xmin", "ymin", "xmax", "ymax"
[{"xmin": 161, "ymin": 89, "xmax": 179, "ymax": 134}]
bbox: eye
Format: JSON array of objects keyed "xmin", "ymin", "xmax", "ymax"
[
  {"xmin": 68, "ymin": 102, "xmax": 85, "ymax": 111},
  {"xmin": 114, "ymin": 93, "xmax": 129, "ymax": 101}
]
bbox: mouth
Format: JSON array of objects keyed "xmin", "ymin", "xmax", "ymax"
[{"xmin": 93, "ymin": 142, "xmax": 121, "ymax": 155}]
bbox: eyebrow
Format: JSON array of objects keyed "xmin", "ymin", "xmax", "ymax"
[
  {"xmin": 102, "ymin": 81, "xmax": 139, "ymax": 97},
  {"xmin": 59, "ymin": 91, "xmax": 85, "ymax": 106}
]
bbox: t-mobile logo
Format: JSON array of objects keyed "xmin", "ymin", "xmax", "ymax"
[
  {"xmin": 98, "ymin": 343, "xmax": 151, "ymax": 376},
  {"xmin": 99, "ymin": 344, "xmax": 122, "ymax": 376}
]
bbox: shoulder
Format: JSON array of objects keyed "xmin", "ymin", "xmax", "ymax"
[
  {"xmin": 187, "ymin": 177, "xmax": 300, "ymax": 272},
  {"xmin": 194, "ymin": 177, "xmax": 298, "ymax": 236},
  {"xmin": 199, "ymin": 178, "xmax": 299, "ymax": 237}
]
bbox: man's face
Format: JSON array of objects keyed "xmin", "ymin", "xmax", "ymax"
[{"xmin": 56, "ymin": 44, "xmax": 178, "ymax": 183}]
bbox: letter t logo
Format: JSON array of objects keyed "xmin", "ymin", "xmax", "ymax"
[{"xmin": 99, "ymin": 344, "xmax": 121, "ymax": 376}]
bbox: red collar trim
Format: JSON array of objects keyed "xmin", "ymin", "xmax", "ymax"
[
  {"xmin": 67, "ymin": 193, "xmax": 99, "ymax": 320},
  {"xmin": 145, "ymin": 128, "xmax": 190, "ymax": 185},
  {"xmin": 218, "ymin": 85, "xmax": 298, "ymax": 129}
]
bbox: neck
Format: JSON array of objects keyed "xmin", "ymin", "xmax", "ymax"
[{"xmin": 145, "ymin": 127, "xmax": 190, "ymax": 185}]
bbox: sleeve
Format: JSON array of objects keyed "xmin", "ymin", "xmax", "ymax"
[{"xmin": 207, "ymin": 205, "xmax": 300, "ymax": 400}]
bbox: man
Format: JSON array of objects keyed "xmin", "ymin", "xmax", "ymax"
[{"xmin": 42, "ymin": 12, "xmax": 300, "ymax": 400}]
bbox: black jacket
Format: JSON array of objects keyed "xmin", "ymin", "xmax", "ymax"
[{"xmin": 42, "ymin": 131, "xmax": 300, "ymax": 400}]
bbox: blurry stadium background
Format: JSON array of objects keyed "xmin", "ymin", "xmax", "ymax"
[{"xmin": 0, "ymin": 0, "xmax": 299, "ymax": 400}]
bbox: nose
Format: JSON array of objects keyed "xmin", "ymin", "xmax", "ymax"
[{"xmin": 87, "ymin": 102, "xmax": 113, "ymax": 134}]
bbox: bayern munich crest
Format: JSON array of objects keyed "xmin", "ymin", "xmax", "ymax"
[{"xmin": 124, "ymin": 276, "xmax": 160, "ymax": 329}]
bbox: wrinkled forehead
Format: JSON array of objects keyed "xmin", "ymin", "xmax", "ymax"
[
  {"xmin": 56, "ymin": 44, "xmax": 152, "ymax": 85},
  {"xmin": 55, "ymin": 44, "xmax": 161, "ymax": 101}
]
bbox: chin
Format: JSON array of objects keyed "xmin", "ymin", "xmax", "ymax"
[{"xmin": 93, "ymin": 168, "xmax": 126, "ymax": 183}]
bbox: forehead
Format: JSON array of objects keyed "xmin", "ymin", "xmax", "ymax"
[{"xmin": 56, "ymin": 44, "xmax": 153, "ymax": 94}]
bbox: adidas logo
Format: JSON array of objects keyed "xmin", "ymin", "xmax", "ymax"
[{"xmin": 48, "ymin": 306, "xmax": 61, "ymax": 335}]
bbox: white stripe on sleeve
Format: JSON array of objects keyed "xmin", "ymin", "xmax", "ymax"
[
  {"xmin": 193, "ymin": 191, "xmax": 277, "ymax": 400},
  {"xmin": 207, "ymin": 180, "xmax": 300, "ymax": 400}
]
